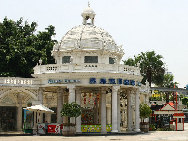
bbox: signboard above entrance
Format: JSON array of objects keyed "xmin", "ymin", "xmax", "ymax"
[
  {"xmin": 48, "ymin": 79, "xmax": 80, "ymax": 84},
  {"xmin": 89, "ymin": 78, "xmax": 141, "ymax": 86}
]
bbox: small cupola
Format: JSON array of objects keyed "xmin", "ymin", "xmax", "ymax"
[{"xmin": 81, "ymin": 2, "xmax": 96, "ymax": 25}]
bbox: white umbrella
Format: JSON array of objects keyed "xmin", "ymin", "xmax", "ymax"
[
  {"xmin": 24, "ymin": 104, "xmax": 54, "ymax": 113},
  {"xmin": 24, "ymin": 104, "xmax": 54, "ymax": 134}
]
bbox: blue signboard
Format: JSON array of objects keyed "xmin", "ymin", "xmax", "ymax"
[
  {"xmin": 90, "ymin": 78, "xmax": 96, "ymax": 84},
  {"xmin": 117, "ymin": 78, "xmax": 122, "ymax": 84},
  {"xmin": 130, "ymin": 80, "xmax": 135, "ymax": 86},
  {"xmin": 124, "ymin": 80, "xmax": 130, "ymax": 85},
  {"xmin": 89, "ymin": 78, "xmax": 141, "ymax": 87},
  {"xmin": 100, "ymin": 78, "xmax": 106, "ymax": 84},
  {"xmin": 109, "ymin": 78, "xmax": 116, "ymax": 84}
]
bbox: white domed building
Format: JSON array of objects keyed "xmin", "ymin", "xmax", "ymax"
[{"xmin": 0, "ymin": 5, "xmax": 150, "ymax": 133}]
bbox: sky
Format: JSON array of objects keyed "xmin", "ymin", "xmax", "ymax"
[{"xmin": 0, "ymin": 0, "xmax": 188, "ymax": 88}]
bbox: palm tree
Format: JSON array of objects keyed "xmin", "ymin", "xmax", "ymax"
[{"xmin": 124, "ymin": 51, "xmax": 165, "ymax": 86}]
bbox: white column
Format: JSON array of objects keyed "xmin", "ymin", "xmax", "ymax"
[
  {"xmin": 57, "ymin": 87, "xmax": 63, "ymax": 124},
  {"xmin": 67, "ymin": 84, "xmax": 76, "ymax": 124},
  {"xmin": 117, "ymin": 90, "xmax": 121, "ymax": 132},
  {"xmin": 68, "ymin": 84, "xmax": 76, "ymax": 103},
  {"xmin": 111, "ymin": 86, "xmax": 120, "ymax": 133},
  {"xmin": 76, "ymin": 89, "xmax": 82, "ymax": 133},
  {"xmin": 106, "ymin": 106, "xmax": 111, "ymax": 124},
  {"xmin": 17, "ymin": 94, "xmax": 22, "ymax": 131},
  {"xmin": 134, "ymin": 89, "xmax": 140, "ymax": 132},
  {"xmin": 127, "ymin": 90, "xmax": 133, "ymax": 131},
  {"xmin": 45, "ymin": 97, "xmax": 51, "ymax": 123},
  {"xmin": 101, "ymin": 87, "xmax": 107, "ymax": 133}
]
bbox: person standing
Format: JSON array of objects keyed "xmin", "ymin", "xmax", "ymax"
[{"xmin": 45, "ymin": 121, "xmax": 48, "ymax": 135}]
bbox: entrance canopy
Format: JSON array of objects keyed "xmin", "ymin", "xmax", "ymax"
[{"xmin": 24, "ymin": 104, "xmax": 54, "ymax": 113}]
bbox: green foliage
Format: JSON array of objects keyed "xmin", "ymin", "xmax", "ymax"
[
  {"xmin": 0, "ymin": 17, "xmax": 57, "ymax": 77},
  {"xmin": 182, "ymin": 97, "xmax": 188, "ymax": 105},
  {"xmin": 61, "ymin": 103, "xmax": 81, "ymax": 118},
  {"xmin": 140, "ymin": 103, "xmax": 152, "ymax": 123},
  {"xmin": 124, "ymin": 51, "xmax": 165, "ymax": 86},
  {"xmin": 159, "ymin": 73, "xmax": 178, "ymax": 88},
  {"xmin": 149, "ymin": 97, "xmax": 162, "ymax": 101},
  {"xmin": 149, "ymin": 124, "xmax": 156, "ymax": 131}
]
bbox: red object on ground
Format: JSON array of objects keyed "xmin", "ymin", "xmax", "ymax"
[{"xmin": 48, "ymin": 125, "xmax": 56, "ymax": 133}]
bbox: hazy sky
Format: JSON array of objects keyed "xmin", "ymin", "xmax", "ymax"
[{"xmin": 0, "ymin": 0, "xmax": 187, "ymax": 88}]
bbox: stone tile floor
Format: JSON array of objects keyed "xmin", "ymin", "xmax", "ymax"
[{"xmin": 1, "ymin": 124, "xmax": 188, "ymax": 141}]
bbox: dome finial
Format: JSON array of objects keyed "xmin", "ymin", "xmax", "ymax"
[
  {"xmin": 81, "ymin": 3, "xmax": 96, "ymax": 25},
  {"xmin": 88, "ymin": 1, "xmax": 90, "ymax": 7}
]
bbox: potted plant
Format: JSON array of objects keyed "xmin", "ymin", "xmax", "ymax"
[
  {"xmin": 61, "ymin": 102, "xmax": 81, "ymax": 136},
  {"xmin": 140, "ymin": 103, "xmax": 152, "ymax": 132}
]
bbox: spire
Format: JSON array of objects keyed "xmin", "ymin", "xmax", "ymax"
[
  {"xmin": 88, "ymin": 1, "xmax": 90, "ymax": 7},
  {"xmin": 81, "ymin": 3, "xmax": 96, "ymax": 25}
]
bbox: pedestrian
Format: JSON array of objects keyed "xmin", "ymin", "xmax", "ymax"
[{"xmin": 45, "ymin": 121, "xmax": 48, "ymax": 135}]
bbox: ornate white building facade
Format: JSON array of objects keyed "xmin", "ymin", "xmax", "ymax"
[{"xmin": 0, "ymin": 5, "xmax": 150, "ymax": 133}]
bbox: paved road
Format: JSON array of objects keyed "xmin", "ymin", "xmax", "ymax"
[{"xmin": 1, "ymin": 124, "xmax": 188, "ymax": 141}]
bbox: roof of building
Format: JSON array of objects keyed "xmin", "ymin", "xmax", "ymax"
[{"xmin": 52, "ymin": 5, "xmax": 124, "ymax": 55}]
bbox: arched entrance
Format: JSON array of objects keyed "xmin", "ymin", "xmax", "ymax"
[{"xmin": 0, "ymin": 88, "xmax": 37, "ymax": 131}]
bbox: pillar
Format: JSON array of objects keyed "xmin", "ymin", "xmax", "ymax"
[
  {"xmin": 67, "ymin": 84, "xmax": 76, "ymax": 124},
  {"xmin": 57, "ymin": 87, "xmax": 63, "ymax": 124},
  {"xmin": 76, "ymin": 89, "xmax": 82, "ymax": 133},
  {"xmin": 68, "ymin": 84, "xmax": 76, "ymax": 103},
  {"xmin": 33, "ymin": 111, "xmax": 37, "ymax": 134},
  {"xmin": 45, "ymin": 97, "xmax": 51, "ymax": 123},
  {"xmin": 17, "ymin": 94, "xmax": 22, "ymax": 131},
  {"xmin": 101, "ymin": 87, "xmax": 107, "ymax": 133},
  {"xmin": 63, "ymin": 93, "xmax": 69, "ymax": 123},
  {"xmin": 106, "ymin": 106, "xmax": 111, "ymax": 124},
  {"xmin": 117, "ymin": 90, "xmax": 121, "ymax": 132},
  {"xmin": 111, "ymin": 86, "xmax": 120, "ymax": 133},
  {"xmin": 134, "ymin": 89, "xmax": 140, "ymax": 132},
  {"xmin": 127, "ymin": 90, "xmax": 132, "ymax": 131}
]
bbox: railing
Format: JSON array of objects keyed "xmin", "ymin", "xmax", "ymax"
[
  {"xmin": 33, "ymin": 63, "xmax": 141, "ymax": 75},
  {"xmin": 0, "ymin": 77, "xmax": 40, "ymax": 86}
]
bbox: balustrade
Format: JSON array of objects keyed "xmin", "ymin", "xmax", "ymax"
[
  {"xmin": 0, "ymin": 77, "xmax": 40, "ymax": 86},
  {"xmin": 33, "ymin": 63, "xmax": 140, "ymax": 75}
]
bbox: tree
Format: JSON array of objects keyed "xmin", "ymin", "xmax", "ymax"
[
  {"xmin": 140, "ymin": 103, "xmax": 152, "ymax": 123},
  {"xmin": 0, "ymin": 17, "xmax": 57, "ymax": 77},
  {"xmin": 159, "ymin": 73, "xmax": 178, "ymax": 88},
  {"xmin": 182, "ymin": 97, "xmax": 188, "ymax": 107},
  {"xmin": 124, "ymin": 51, "xmax": 165, "ymax": 86},
  {"xmin": 61, "ymin": 102, "xmax": 81, "ymax": 125},
  {"xmin": 158, "ymin": 73, "xmax": 179, "ymax": 103}
]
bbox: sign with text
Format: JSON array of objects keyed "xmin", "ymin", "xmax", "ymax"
[{"xmin": 48, "ymin": 79, "xmax": 80, "ymax": 84}]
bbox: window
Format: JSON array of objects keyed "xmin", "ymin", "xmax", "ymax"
[
  {"xmin": 84, "ymin": 56, "xmax": 98, "ymax": 63},
  {"xmin": 62, "ymin": 56, "xmax": 71, "ymax": 64},
  {"xmin": 109, "ymin": 57, "xmax": 115, "ymax": 64},
  {"xmin": 178, "ymin": 118, "xmax": 181, "ymax": 123}
]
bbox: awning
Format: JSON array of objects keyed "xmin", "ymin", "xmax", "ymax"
[{"xmin": 24, "ymin": 104, "xmax": 54, "ymax": 113}]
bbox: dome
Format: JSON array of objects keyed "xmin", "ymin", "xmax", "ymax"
[
  {"xmin": 52, "ymin": 4, "xmax": 124, "ymax": 56},
  {"xmin": 53, "ymin": 24, "xmax": 123, "ymax": 54}
]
